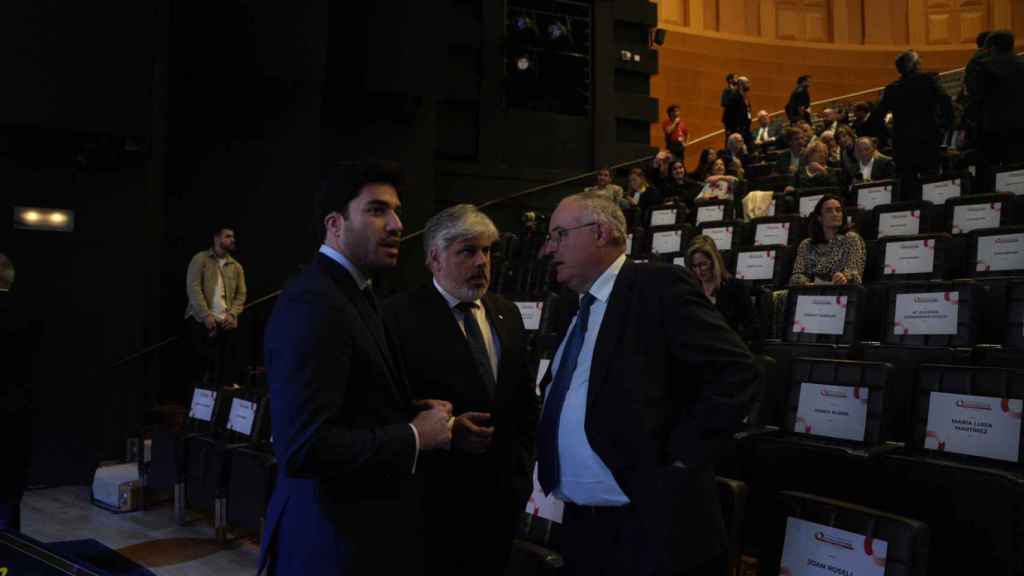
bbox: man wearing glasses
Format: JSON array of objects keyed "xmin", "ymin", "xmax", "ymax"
[{"xmin": 535, "ymin": 191, "xmax": 759, "ymax": 575}]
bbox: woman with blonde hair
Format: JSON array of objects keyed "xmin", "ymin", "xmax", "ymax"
[{"xmin": 686, "ymin": 235, "xmax": 757, "ymax": 341}]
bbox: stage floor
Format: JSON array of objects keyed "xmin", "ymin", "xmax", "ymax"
[{"xmin": 21, "ymin": 486, "xmax": 259, "ymax": 575}]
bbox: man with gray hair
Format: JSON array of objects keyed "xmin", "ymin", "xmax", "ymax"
[
  {"xmin": 536, "ymin": 191, "xmax": 758, "ymax": 575},
  {"xmin": 383, "ymin": 204, "xmax": 537, "ymax": 576}
]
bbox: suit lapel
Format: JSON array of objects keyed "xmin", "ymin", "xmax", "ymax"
[
  {"xmin": 586, "ymin": 262, "xmax": 637, "ymax": 414},
  {"xmin": 482, "ymin": 294, "xmax": 513, "ymax": 403},
  {"xmin": 423, "ymin": 285, "xmax": 494, "ymax": 403}
]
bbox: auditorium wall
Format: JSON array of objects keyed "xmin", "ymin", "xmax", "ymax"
[{"xmin": 649, "ymin": 0, "xmax": 1024, "ymax": 166}]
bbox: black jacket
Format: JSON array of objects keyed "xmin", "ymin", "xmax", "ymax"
[
  {"xmin": 875, "ymin": 71, "xmax": 953, "ymax": 170},
  {"xmin": 786, "ymin": 87, "xmax": 811, "ymax": 123},
  {"xmin": 0, "ymin": 290, "xmax": 37, "ymax": 502}
]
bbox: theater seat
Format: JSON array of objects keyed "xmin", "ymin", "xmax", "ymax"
[{"xmin": 759, "ymin": 491, "xmax": 930, "ymax": 576}]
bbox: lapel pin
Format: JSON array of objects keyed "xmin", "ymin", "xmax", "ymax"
[{"xmin": 498, "ymin": 314, "xmax": 504, "ymax": 320}]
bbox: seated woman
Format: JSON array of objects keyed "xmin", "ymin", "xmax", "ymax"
[
  {"xmin": 789, "ymin": 194, "xmax": 866, "ymax": 286},
  {"xmin": 687, "ymin": 235, "xmax": 757, "ymax": 341},
  {"xmin": 697, "ymin": 158, "xmax": 741, "ymax": 200},
  {"xmin": 692, "ymin": 147, "xmax": 719, "ymax": 181},
  {"xmin": 788, "ymin": 141, "xmax": 839, "ymax": 190},
  {"xmin": 658, "ymin": 159, "xmax": 699, "ymax": 211},
  {"xmin": 625, "ymin": 166, "xmax": 663, "ymax": 212}
]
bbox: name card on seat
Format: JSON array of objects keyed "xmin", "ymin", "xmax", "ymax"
[
  {"xmin": 525, "ymin": 464, "xmax": 564, "ymax": 523},
  {"xmin": 651, "ymin": 229, "xmax": 683, "ymax": 254},
  {"xmin": 952, "ymin": 202, "xmax": 1000, "ymax": 234},
  {"xmin": 877, "ymin": 210, "xmax": 920, "ymax": 239},
  {"xmin": 857, "ymin": 184, "xmax": 892, "ymax": 210},
  {"xmin": 883, "ymin": 239, "xmax": 935, "ymax": 275},
  {"xmin": 893, "ymin": 292, "xmax": 958, "ymax": 335},
  {"xmin": 227, "ymin": 398, "xmax": 257, "ymax": 436},
  {"xmin": 696, "ymin": 204, "xmax": 725, "ymax": 225},
  {"xmin": 925, "ymin": 391, "xmax": 1022, "ymax": 463},
  {"xmin": 781, "ymin": 517, "xmax": 888, "ymax": 576},
  {"xmin": 703, "ymin": 226, "xmax": 734, "ymax": 251},
  {"xmin": 673, "ymin": 256, "xmax": 687, "ymax": 267},
  {"xmin": 736, "ymin": 250, "xmax": 775, "ymax": 281},
  {"xmin": 755, "ymin": 222, "xmax": 789, "ymax": 246},
  {"xmin": 995, "ymin": 168, "xmax": 1024, "ymax": 195},
  {"xmin": 189, "ymin": 388, "xmax": 217, "ymax": 422},
  {"xmin": 793, "ymin": 294, "xmax": 848, "ymax": 335},
  {"xmin": 922, "ymin": 178, "xmax": 961, "ymax": 205},
  {"xmin": 799, "ymin": 194, "xmax": 824, "ymax": 218},
  {"xmin": 514, "ymin": 302, "xmax": 544, "ymax": 331},
  {"xmin": 650, "ymin": 208, "xmax": 677, "ymax": 227},
  {"xmin": 976, "ymin": 232, "xmax": 1024, "ymax": 273},
  {"xmin": 795, "ymin": 382, "xmax": 869, "ymax": 441}
]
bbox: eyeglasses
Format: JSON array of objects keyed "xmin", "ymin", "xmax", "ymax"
[{"xmin": 544, "ymin": 222, "xmax": 597, "ymax": 247}]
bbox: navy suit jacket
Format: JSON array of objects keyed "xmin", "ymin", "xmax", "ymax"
[
  {"xmin": 259, "ymin": 253, "xmax": 421, "ymax": 575},
  {"xmin": 539, "ymin": 262, "xmax": 759, "ymax": 572}
]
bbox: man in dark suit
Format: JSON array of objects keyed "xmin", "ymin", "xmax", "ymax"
[
  {"xmin": 260, "ymin": 160, "xmax": 453, "ymax": 575},
  {"xmin": 773, "ymin": 127, "xmax": 807, "ymax": 176},
  {"xmin": 967, "ymin": 30, "xmax": 1024, "ymax": 169},
  {"xmin": 874, "ymin": 50, "xmax": 953, "ymax": 198},
  {"xmin": 753, "ymin": 110, "xmax": 781, "ymax": 147},
  {"xmin": 0, "ymin": 252, "xmax": 36, "ymax": 531},
  {"xmin": 722, "ymin": 77, "xmax": 752, "ymax": 148},
  {"xmin": 383, "ymin": 204, "xmax": 537, "ymax": 576},
  {"xmin": 536, "ymin": 191, "xmax": 759, "ymax": 575},
  {"xmin": 785, "ymin": 75, "xmax": 812, "ymax": 124},
  {"xmin": 852, "ymin": 136, "xmax": 896, "ymax": 182}
]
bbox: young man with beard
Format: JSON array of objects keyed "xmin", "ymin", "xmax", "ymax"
[
  {"xmin": 383, "ymin": 204, "xmax": 537, "ymax": 576},
  {"xmin": 259, "ymin": 160, "xmax": 453, "ymax": 575}
]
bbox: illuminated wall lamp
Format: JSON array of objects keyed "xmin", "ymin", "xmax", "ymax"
[{"xmin": 14, "ymin": 206, "xmax": 75, "ymax": 232}]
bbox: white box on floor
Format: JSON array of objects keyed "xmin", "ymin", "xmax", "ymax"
[{"xmin": 92, "ymin": 463, "xmax": 142, "ymax": 513}]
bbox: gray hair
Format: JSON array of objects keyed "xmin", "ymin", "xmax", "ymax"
[
  {"xmin": 565, "ymin": 191, "xmax": 627, "ymax": 247},
  {"xmin": 895, "ymin": 50, "xmax": 920, "ymax": 76},
  {"xmin": 422, "ymin": 204, "xmax": 499, "ymax": 260}
]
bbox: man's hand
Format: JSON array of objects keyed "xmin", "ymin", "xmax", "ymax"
[
  {"xmin": 411, "ymin": 401, "xmax": 453, "ymax": 451},
  {"xmin": 807, "ymin": 162, "xmax": 827, "ymax": 175},
  {"xmin": 203, "ymin": 315, "xmax": 218, "ymax": 333},
  {"xmin": 832, "ymin": 272, "xmax": 849, "ymax": 285},
  {"xmin": 223, "ymin": 314, "xmax": 238, "ymax": 330},
  {"xmin": 413, "ymin": 399, "xmax": 454, "ymax": 415},
  {"xmin": 452, "ymin": 412, "xmax": 494, "ymax": 455}
]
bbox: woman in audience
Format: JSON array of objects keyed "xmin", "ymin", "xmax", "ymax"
[
  {"xmin": 659, "ymin": 159, "xmax": 698, "ymax": 210},
  {"xmin": 625, "ymin": 166, "xmax": 663, "ymax": 212},
  {"xmin": 693, "ymin": 148, "xmax": 719, "ymax": 181},
  {"xmin": 790, "ymin": 194, "xmax": 866, "ymax": 286},
  {"xmin": 789, "ymin": 141, "xmax": 839, "ymax": 190},
  {"xmin": 687, "ymin": 235, "xmax": 757, "ymax": 341},
  {"xmin": 698, "ymin": 158, "xmax": 741, "ymax": 200}
]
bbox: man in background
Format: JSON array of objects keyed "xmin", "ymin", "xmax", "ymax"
[
  {"xmin": 584, "ymin": 167, "xmax": 624, "ymax": 204},
  {"xmin": 786, "ymin": 75, "xmax": 812, "ymax": 124},
  {"xmin": 384, "ymin": 205, "xmax": 537, "ymax": 576},
  {"xmin": 662, "ymin": 105, "xmax": 688, "ymax": 159},
  {"xmin": 185, "ymin": 226, "xmax": 247, "ymax": 387},
  {"xmin": 967, "ymin": 30, "xmax": 1024, "ymax": 169},
  {"xmin": 0, "ymin": 252, "xmax": 37, "ymax": 531}
]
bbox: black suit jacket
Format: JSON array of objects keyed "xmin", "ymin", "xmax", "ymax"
[
  {"xmin": 968, "ymin": 50, "xmax": 1024, "ymax": 137},
  {"xmin": 774, "ymin": 149, "xmax": 802, "ymax": 175},
  {"xmin": 786, "ymin": 87, "xmax": 811, "ymax": 123},
  {"xmin": 541, "ymin": 262, "xmax": 759, "ymax": 572},
  {"xmin": 0, "ymin": 290, "xmax": 36, "ymax": 502},
  {"xmin": 722, "ymin": 90, "xmax": 748, "ymax": 133},
  {"xmin": 875, "ymin": 71, "xmax": 953, "ymax": 170},
  {"xmin": 851, "ymin": 155, "xmax": 896, "ymax": 182},
  {"xmin": 260, "ymin": 253, "xmax": 421, "ymax": 575},
  {"xmin": 382, "ymin": 285, "xmax": 537, "ymax": 573}
]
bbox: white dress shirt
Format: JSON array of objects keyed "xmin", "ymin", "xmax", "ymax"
[
  {"xmin": 860, "ymin": 157, "xmax": 875, "ymax": 181},
  {"xmin": 432, "ymin": 278, "xmax": 501, "ymax": 382}
]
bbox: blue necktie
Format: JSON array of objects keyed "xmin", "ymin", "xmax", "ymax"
[{"xmin": 536, "ymin": 293, "xmax": 596, "ymax": 495}]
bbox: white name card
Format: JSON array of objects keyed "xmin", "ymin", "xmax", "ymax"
[
  {"xmin": 696, "ymin": 204, "xmax": 725, "ymax": 225},
  {"xmin": 799, "ymin": 194, "xmax": 824, "ymax": 218},
  {"xmin": 735, "ymin": 250, "xmax": 775, "ymax": 281},
  {"xmin": 995, "ymin": 168, "xmax": 1024, "ymax": 196},
  {"xmin": 755, "ymin": 222, "xmax": 790, "ymax": 246},
  {"xmin": 781, "ymin": 517, "xmax": 888, "ymax": 576},
  {"xmin": 514, "ymin": 302, "xmax": 544, "ymax": 331},
  {"xmin": 625, "ymin": 234, "xmax": 633, "ymax": 255},
  {"xmin": 650, "ymin": 208, "xmax": 677, "ymax": 227},
  {"xmin": 857, "ymin": 184, "xmax": 892, "ymax": 210},
  {"xmin": 703, "ymin": 226, "xmax": 734, "ymax": 252},
  {"xmin": 793, "ymin": 294, "xmax": 848, "ymax": 335},
  {"xmin": 976, "ymin": 233, "xmax": 1024, "ymax": 273},
  {"xmin": 525, "ymin": 464, "xmax": 564, "ymax": 523},
  {"xmin": 952, "ymin": 202, "xmax": 1001, "ymax": 234},
  {"xmin": 673, "ymin": 256, "xmax": 687, "ymax": 267},
  {"xmin": 227, "ymin": 398, "xmax": 257, "ymax": 436},
  {"xmin": 922, "ymin": 178, "xmax": 961, "ymax": 205},
  {"xmin": 651, "ymin": 230, "xmax": 683, "ymax": 254},
  {"xmin": 877, "ymin": 210, "xmax": 920, "ymax": 239},
  {"xmin": 189, "ymin": 388, "xmax": 217, "ymax": 422},
  {"xmin": 795, "ymin": 383, "xmax": 870, "ymax": 441},
  {"xmin": 925, "ymin": 391, "xmax": 1022, "ymax": 463},
  {"xmin": 893, "ymin": 292, "xmax": 958, "ymax": 335},
  {"xmin": 883, "ymin": 239, "xmax": 935, "ymax": 276}
]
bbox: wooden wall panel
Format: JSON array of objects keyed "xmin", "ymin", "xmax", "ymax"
[{"xmin": 649, "ymin": 28, "xmax": 976, "ymax": 167}]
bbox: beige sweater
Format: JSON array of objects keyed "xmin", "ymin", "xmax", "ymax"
[{"xmin": 184, "ymin": 249, "xmax": 247, "ymax": 321}]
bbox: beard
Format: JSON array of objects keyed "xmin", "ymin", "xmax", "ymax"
[{"xmin": 449, "ymin": 282, "xmax": 488, "ymax": 302}]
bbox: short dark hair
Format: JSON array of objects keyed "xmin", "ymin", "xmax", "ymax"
[
  {"xmin": 667, "ymin": 104, "xmax": 680, "ymax": 116},
  {"xmin": 212, "ymin": 225, "xmax": 235, "ymax": 238},
  {"xmin": 725, "ymin": 73, "xmax": 735, "ymax": 83},
  {"xmin": 853, "ymin": 101, "xmax": 871, "ymax": 114},
  {"xmin": 809, "ymin": 193, "xmax": 849, "ymax": 244},
  {"xmin": 976, "ymin": 31, "xmax": 991, "ymax": 48},
  {"xmin": 319, "ymin": 159, "xmax": 403, "ymax": 224},
  {"xmin": 797, "ymin": 75, "xmax": 810, "ymax": 85},
  {"xmin": 986, "ymin": 29, "xmax": 1015, "ymax": 53}
]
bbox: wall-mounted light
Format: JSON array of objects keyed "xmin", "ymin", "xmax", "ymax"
[{"xmin": 14, "ymin": 206, "xmax": 75, "ymax": 232}]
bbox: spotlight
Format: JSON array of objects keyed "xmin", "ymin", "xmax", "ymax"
[
  {"xmin": 14, "ymin": 206, "xmax": 75, "ymax": 232},
  {"xmin": 49, "ymin": 212, "xmax": 68, "ymax": 224},
  {"xmin": 516, "ymin": 55, "xmax": 532, "ymax": 71},
  {"xmin": 23, "ymin": 210, "xmax": 41, "ymax": 222}
]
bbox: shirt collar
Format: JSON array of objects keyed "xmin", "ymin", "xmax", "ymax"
[
  {"xmin": 587, "ymin": 253, "xmax": 627, "ymax": 303},
  {"xmin": 432, "ymin": 277, "xmax": 481, "ymax": 309},
  {"xmin": 861, "ymin": 156, "xmax": 875, "ymax": 169},
  {"xmin": 207, "ymin": 249, "xmax": 233, "ymax": 264},
  {"xmin": 319, "ymin": 244, "xmax": 370, "ymax": 290}
]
